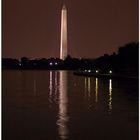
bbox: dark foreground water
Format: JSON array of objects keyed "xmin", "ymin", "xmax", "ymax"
[{"xmin": 2, "ymin": 70, "xmax": 138, "ymax": 140}]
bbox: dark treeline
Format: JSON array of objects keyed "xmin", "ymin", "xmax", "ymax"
[
  {"xmin": 2, "ymin": 56, "xmax": 94, "ymax": 70},
  {"xmin": 2, "ymin": 42, "xmax": 138, "ymax": 76},
  {"xmin": 94, "ymin": 42, "xmax": 138, "ymax": 76}
]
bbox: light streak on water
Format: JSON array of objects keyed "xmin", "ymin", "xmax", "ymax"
[
  {"xmin": 87, "ymin": 78, "xmax": 91, "ymax": 97},
  {"xmin": 95, "ymin": 78, "xmax": 98, "ymax": 103},
  {"xmin": 49, "ymin": 71, "xmax": 53, "ymax": 104},
  {"xmin": 54, "ymin": 71, "xmax": 58, "ymax": 101},
  {"xmin": 84, "ymin": 78, "xmax": 87, "ymax": 96},
  {"xmin": 108, "ymin": 79, "xmax": 113, "ymax": 114},
  {"xmin": 57, "ymin": 71, "xmax": 69, "ymax": 140}
]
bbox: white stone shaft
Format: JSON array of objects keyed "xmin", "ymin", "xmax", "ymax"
[{"xmin": 60, "ymin": 5, "xmax": 67, "ymax": 60}]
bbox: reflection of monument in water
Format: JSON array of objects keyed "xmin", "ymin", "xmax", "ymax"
[
  {"xmin": 60, "ymin": 3, "xmax": 68, "ymax": 60},
  {"xmin": 57, "ymin": 71, "xmax": 69, "ymax": 139},
  {"xmin": 49, "ymin": 71, "xmax": 69, "ymax": 139}
]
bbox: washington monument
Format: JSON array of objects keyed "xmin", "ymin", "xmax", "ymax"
[{"xmin": 60, "ymin": 3, "xmax": 68, "ymax": 60}]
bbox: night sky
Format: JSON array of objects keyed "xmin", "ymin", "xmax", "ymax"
[{"xmin": 3, "ymin": 0, "xmax": 138, "ymax": 59}]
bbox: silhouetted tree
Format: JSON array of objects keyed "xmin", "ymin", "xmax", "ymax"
[{"xmin": 21, "ymin": 57, "xmax": 29, "ymax": 68}]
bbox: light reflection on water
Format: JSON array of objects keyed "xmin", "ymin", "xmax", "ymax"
[
  {"xmin": 84, "ymin": 77, "xmax": 99, "ymax": 109},
  {"xmin": 49, "ymin": 71, "xmax": 53, "ymax": 105},
  {"xmin": 87, "ymin": 78, "xmax": 91, "ymax": 97},
  {"xmin": 84, "ymin": 77, "xmax": 87, "ymax": 97},
  {"xmin": 95, "ymin": 78, "xmax": 98, "ymax": 103},
  {"xmin": 108, "ymin": 79, "xmax": 112, "ymax": 114},
  {"xmin": 84, "ymin": 77, "xmax": 92, "ymax": 98},
  {"xmin": 2, "ymin": 70, "xmax": 138, "ymax": 140},
  {"xmin": 49, "ymin": 71, "xmax": 59, "ymax": 104},
  {"xmin": 84, "ymin": 77, "xmax": 113, "ymax": 113},
  {"xmin": 57, "ymin": 71, "xmax": 69, "ymax": 140},
  {"xmin": 54, "ymin": 72, "xmax": 58, "ymax": 99},
  {"xmin": 49, "ymin": 71, "xmax": 69, "ymax": 139}
]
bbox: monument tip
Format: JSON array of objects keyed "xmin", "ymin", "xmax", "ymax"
[{"xmin": 62, "ymin": 4, "xmax": 66, "ymax": 9}]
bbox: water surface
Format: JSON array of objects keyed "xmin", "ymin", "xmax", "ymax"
[{"xmin": 2, "ymin": 70, "xmax": 138, "ymax": 140}]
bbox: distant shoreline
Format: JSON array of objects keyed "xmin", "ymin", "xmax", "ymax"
[
  {"xmin": 2, "ymin": 42, "xmax": 138, "ymax": 78},
  {"xmin": 2, "ymin": 69, "xmax": 138, "ymax": 80},
  {"xmin": 73, "ymin": 71, "xmax": 138, "ymax": 80}
]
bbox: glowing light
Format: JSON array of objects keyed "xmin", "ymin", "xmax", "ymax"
[
  {"xmin": 85, "ymin": 70, "xmax": 87, "ymax": 72},
  {"xmin": 55, "ymin": 62, "xmax": 58, "ymax": 65},
  {"xmin": 109, "ymin": 70, "xmax": 112, "ymax": 74},
  {"xmin": 88, "ymin": 70, "xmax": 91, "ymax": 73},
  {"xmin": 96, "ymin": 70, "xmax": 99, "ymax": 73},
  {"xmin": 50, "ymin": 62, "xmax": 53, "ymax": 66}
]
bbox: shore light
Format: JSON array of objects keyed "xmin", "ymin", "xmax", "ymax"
[
  {"xmin": 109, "ymin": 70, "xmax": 112, "ymax": 74},
  {"xmin": 50, "ymin": 62, "xmax": 53, "ymax": 66},
  {"xmin": 96, "ymin": 70, "xmax": 99, "ymax": 73},
  {"xmin": 55, "ymin": 62, "xmax": 58, "ymax": 65},
  {"xmin": 88, "ymin": 70, "xmax": 91, "ymax": 73}
]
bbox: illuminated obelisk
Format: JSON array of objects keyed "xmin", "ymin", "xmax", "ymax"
[{"xmin": 60, "ymin": 4, "xmax": 67, "ymax": 60}]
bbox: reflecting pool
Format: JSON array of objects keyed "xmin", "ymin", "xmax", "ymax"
[{"xmin": 2, "ymin": 70, "xmax": 138, "ymax": 140}]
